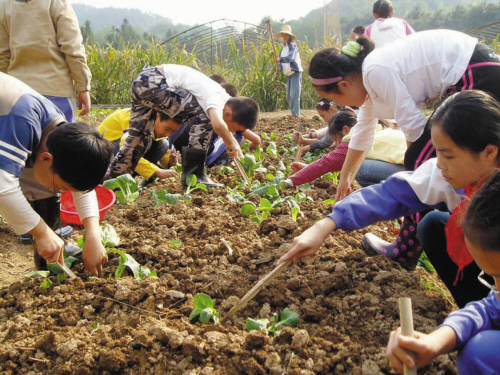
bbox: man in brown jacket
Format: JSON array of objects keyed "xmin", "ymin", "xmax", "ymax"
[{"xmin": 0, "ymin": 0, "xmax": 92, "ymax": 121}]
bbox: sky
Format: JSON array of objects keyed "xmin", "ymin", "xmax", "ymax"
[{"xmin": 70, "ymin": 0, "xmax": 329, "ymax": 26}]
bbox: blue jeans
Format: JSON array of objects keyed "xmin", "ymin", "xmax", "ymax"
[
  {"xmin": 286, "ymin": 72, "xmax": 302, "ymax": 117},
  {"xmin": 355, "ymin": 159, "xmax": 405, "ymax": 187}
]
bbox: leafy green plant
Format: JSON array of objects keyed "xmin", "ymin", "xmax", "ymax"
[
  {"xmin": 217, "ymin": 165, "xmax": 235, "ymax": 175},
  {"xmin": 189, "ymin": 293, "xmax": 219, "ymax": 324},
  {"xmin": 185, "ymin": 174, "xmax": 208, "ymax": 195},
  {"xmin": 246, "ymin": 308, "xmax": 300, "ymax": 334},
  {"xmin": 226, "ymin": 185, "xmax": 246, "ymax": 203},
  {"xmin": 25, "ymin": 271, "xmax": 50, "ymax": 279},
  {"xmin": 240, "ymin": 198, "xmax": 276, "ymax": 224},
  {"xmin": 169, "ymin": 239, "xmax": 182, "ymax": 247},
  {"xmin": 266, "ymin": 142, "xmax": 277, "ymax": 157},
  {"xmin": 77, "ymin": 223, "xmax": 120, "ymax": 249},
  {"xmin": 106, "ymin": 249, "xmax": 157, "ymax": 280},
  {"xmin": 323, "ymin": 172, "xmax": 340, "ymax": 185},
  {"xmin": 103, "ymin": 174, "xmax": 139, "ymax": 205},
  {"xmin": 239, "ymin": 154, "xmax": 267, "ymax": 181},
  {"xmin": 151, "ymin": 189, "xmax": 183, "ymax": 206},
  {"xmin": 40, "ymin": 278, "xmax": 53, "ymax": 289}
]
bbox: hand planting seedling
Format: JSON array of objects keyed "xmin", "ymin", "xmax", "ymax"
[
  {"xmin": 103, "ymin": 174, "xmax": 139, "ymax": 205},
  {"xmin": 239, "ymin": 154, "xmax": 267, "ymax": 182},
  {"xmin": 246, "ymin": 307, "xmax": 300, "ymax": 334},
  {"xmin": 189, "ymin": 293, "xmax": 219, "ymax": 324}
]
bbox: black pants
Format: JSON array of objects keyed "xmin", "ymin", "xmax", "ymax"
[{"xmin": 417, "ymin": 211, "xmax": 491, "ymax": 308}]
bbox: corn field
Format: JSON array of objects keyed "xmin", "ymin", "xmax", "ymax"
[{"xmin": 85, "ymin": 38, "xmax": 336, "ymax": 111}]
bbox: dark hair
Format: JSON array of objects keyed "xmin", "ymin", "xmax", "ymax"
[
  {"xmin": 309, "ymin": 38, "xmax": 375, "ymax": 94},
  {"xmin": 221, "ymin": 83, "xmax": 238, "ymax": 97},
  {"xmin": 352, "ymin": 25, "xmax": 366, "ymax": 35},
  {"xmin": 316, "ymin": 98, "xmax": 332, "ymax": 111},
  {"xmin": 226, "ymin": 96, "xmax": 260, "ymax": 130},
  {"xmin": 463, "ymin": 171, "xmax": 500, "ymax": 252},
  {"xmin": 374, "ymin": 0, "xmax": 394, "ymax": 18},
  {"xmin": 209, "ymin": 74, "xmax": 227, "ymax": 84},
  {"xmin": 47, "ymin": 122, "xmax": 114, "ymax": 191},
  {"xmin": 429, "ymin": 90, "xmax": 500, "ymax": 160},
  {"xmin": 158, "ymin": 111, "xmax": 170, "ymax": 122},
  {"xmin": 328, "ymin": 107, "xmax": 357, "ymax": 136}
]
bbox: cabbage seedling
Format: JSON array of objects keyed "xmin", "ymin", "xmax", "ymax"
[
  {"xmin": 246, "ymin": 308, "xmax": 300, "ymax": 334},
  {"xmin": 103, "ymin": 174, "xmax": 139, "ymax": 205},
  {"xmin": 185, "ymin": 174, "xmax": 208, "ymax": 195},
  {"xmin": 189, "ymin": 293, "xmax": 219, "ymax": 324}
]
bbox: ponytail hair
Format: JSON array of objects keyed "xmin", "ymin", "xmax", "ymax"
[
  {"xmin": 429, "ymin": 90, "xmax": 500, "ymax": 160},
  {"xmin": 328, "ymin": 107, "xmax": 357, "ymax": 136},
  {"xmin": 375, "ymin": 0, "xmax": 394, "ymax": 18},
  {"xmin": 309, "ymin": 37, "xmax": 374, "ymax": 94}
]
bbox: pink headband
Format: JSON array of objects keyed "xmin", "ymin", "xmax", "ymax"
[{"xmin": 310, "ymin": 76, "xmax": 343, "ymax": 85}]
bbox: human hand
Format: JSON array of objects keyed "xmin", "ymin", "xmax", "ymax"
[
  {"xmin": 82, "ymin": 232, "xmax": 107, "ymax": 276},
  {"xmin": 386, "ymin": 328, "xmax": 441, "ymax": 373},
  {"xmin": 226, "ymin": 140, "xmax": 242, "ymax": 159},
  {"xmin": 277, "ymin": 218, "xmax": 336, "ymax": 264},
  {"xmin": 335, "ymin": 175, "xmax": 352, "ymax": 201},
  {"xmin": 32, "ymin": 225, "xmax": 65, "ymax": 264},
  {"xmin": 155, "ymin": 168, "xmax": 179, "ymax": 179},
  {"xmin": 78, "ymin": 91, "xmax": 91, "ymax": 117},
  {"xmin": 290, "ymin": 162, "xmax": 306, "ymax": 175}
]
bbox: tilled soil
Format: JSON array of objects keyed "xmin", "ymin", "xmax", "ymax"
[{"xmin": 0, "ymin": 113, "xmax": 458, "ymax": 375}]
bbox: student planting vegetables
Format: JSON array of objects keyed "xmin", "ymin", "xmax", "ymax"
[
  {"xmin": 386, "ymin": 171, "xmax": 500, "ymax": 375},
  {"xmin": 279, "ymin": 90, "xmax": 500, "ymax": 309},
  {"xmin": 104, "ymin": 64, "xmax": 259, "ymax": 188},
  {"xmin": 289, "ymin": 107, "xmax": 405, "ymax": 187},
  {"xmin": 98, "ymin": 108, "xmax": 178, "ymax": 183},
  {"xmin": 0, "ymin": 73, "xmax": 114, "ymax": 275},
  {"xmin": 294, "ymin": 98, "xmax": 341, "ymax": 154},
  {"xmin": 365, "ymin": 0, "xmax": 414, "ymax": 48},
  {"xmin": 308, "ymin": 29, "xmax": 500, "ymax": 269}
]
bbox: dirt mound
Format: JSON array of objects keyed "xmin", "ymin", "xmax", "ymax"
[{"xmin": 0, "ymin": 113, "xmax": 457, "ymax": 374}]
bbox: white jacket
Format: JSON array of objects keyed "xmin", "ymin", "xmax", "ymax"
[{"xmin": 365, "ymin": 18, "xmax": 414, "ymax": 48}]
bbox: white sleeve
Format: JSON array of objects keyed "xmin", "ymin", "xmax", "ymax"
[
  {"xmin": 365, "ymin": 66, "xmax": 427, "ymax": 142},
  {"xmin": 347, "ymin": 99, "xmax": 379, "ymax": 151},
  {"xmin": 72, "ymin": 190, "xmax": 99, "ymax": 222},
  {"xmin": 0, "ymin": 169, "xmax": 40, "ymax": 234},
  {"xmin": 316, "ymin": 127, "xmax": 329, "ymax": 138}
]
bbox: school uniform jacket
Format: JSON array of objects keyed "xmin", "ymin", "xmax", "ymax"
[
  {"xmin": 328, "ymin": 158, "xmax": 461, "ymax": 231},
  {"xmin": 350, "ymin": 30, "xmax": 477, "ymax": 152},
  {"xmin": 0, "ymin": 73, "xmax": 97, "ymax": 234}
]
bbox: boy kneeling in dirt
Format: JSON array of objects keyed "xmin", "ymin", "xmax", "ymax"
[
  {"xmin": 104, "ymin": 64, "xmax": 260, "ymax": 188},
  {"xmin": 0, "ymin": 73, "xmax": 114, "ymax": 275}
]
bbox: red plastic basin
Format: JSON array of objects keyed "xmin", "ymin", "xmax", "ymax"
[{"xmin": 60, "ymin": 185, "xmax": 116, "ymax": 226}]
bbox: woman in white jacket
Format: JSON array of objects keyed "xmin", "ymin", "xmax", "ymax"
[{"xmin": 365, "ymin": 0, "xmax": 414, "ymax": 48}]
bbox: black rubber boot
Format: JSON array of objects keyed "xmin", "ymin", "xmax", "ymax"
[
  {"xmin": 181, "ymin": 147, "xmax": 224, "ymax": 188},
  {"xmin": 361, "ymin": 216, "xmax": 423, "ymax": 271},
  {"xmin": 29, "ymin": 196, "xmax": 64, "ymax": 270}
]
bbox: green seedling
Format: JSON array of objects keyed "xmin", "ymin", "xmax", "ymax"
[
  {"xmin": 226, "ymin": 185, "xmax": 246, "ymax": 203},
  {"xmin": 25, "ymin": 271, "xmax": 50, "ymax": 279},
  {"xmin": 40, "ymin": 278, "xmax": 53, "ymax": 289},
  {"xmin": 217, "ymin": 165, "xmax": 235, "ymax": 175},
  {"xmin": 418, "ymin": 252, "xmax": 436, "ymax": 273},
  {"xmin": 77, "ymin": 223, "xmax": 120, "ymax": 249},
  {"xmin": 269, "ymin": 133, "xmax": 277, "ymax": 141},
  {"xmin": 246, "ymin": 308, "xmax": 300, "ymax": 334},
  {"xmin": 253, "ymin": 145, "xmax": 263, "ymax": 162},
  {"xmin": 185, "ymin": 174, "xmax": 208, "ymax": 195},
  {"xmin": 266, "ymin": 142, "xmax": 277, "ymax": 157},
  {"xmin": 106, "ymin": 249, "xmax": 157, "ymax": 280},
  {"xmin": 323, "ymin": 172, "xmax": 340, "ymax": 185},
  {"xmin": 189, "ymin": 293, "xmax": 219, "ymax": 324},
  {"xmin": 261, "ymin": 133, "xmax": 269, "ymax": 140},
  {"xmin": 240, "ymin": 198, "xmax": 275, "ymax": 225},
  {"xmin": 103, "ymin": 174, "xmax": 139, "ymax": 205},
  {"xmin": 172, "ymin": 164, "xmax": 183, "ymax": 174},
  {"xmin": 239, "ymin": 154, "xmax": 267, "ymax": 181},
  {"xmin": 151, "ymin": 189, "xmax": 183, "ymax": 206},
  {"xmin": 323, "ymin": 198, "xmax": 336, "ymax": 206},
  {"xmin": 90, "ymin": 322, "xmax": 100, "ymax": 336},
  {"xmin": 169, "ymin": 239, "xmax": 182, "ymax": 247}
]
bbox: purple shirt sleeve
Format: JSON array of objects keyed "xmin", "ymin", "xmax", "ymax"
[
  {"xmin": 328, "ymin": 172, "xmax": 447, "ymax": 231},
  {"xmin": 441, "ymin": 291, "xmax": 500, "ymax": 349}
]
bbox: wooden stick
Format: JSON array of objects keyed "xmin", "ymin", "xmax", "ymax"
[
  {"xmin": 293, "ymin": 123, "xmax": 305, "ymax": 161},
  {"xmin": 59, "ymin": 262, "xmax": 77, "ymax": 279},
  {"xmin": 234, "ymin": 157, "xmax": 250, "ymax": 184},
  {"xmin": 266, "ymin": 20, "xmax": 279, "ymax": 67},
  {"xmin": 221, "ymin": 261, "xmax": 291, "ymax": 324},
  {"xmin": 398, "ymin": 298, "xmax": 417, "ymax": 375}
]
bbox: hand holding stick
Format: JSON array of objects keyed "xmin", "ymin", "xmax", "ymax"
[{"xmin": 399, "ymin": 298, "xmax": 417, "ymax": 375}]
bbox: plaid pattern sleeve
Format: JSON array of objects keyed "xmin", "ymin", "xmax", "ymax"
[{"xmin": 290, "ymin": 142, "xmax": 349, "ymax": 186}]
